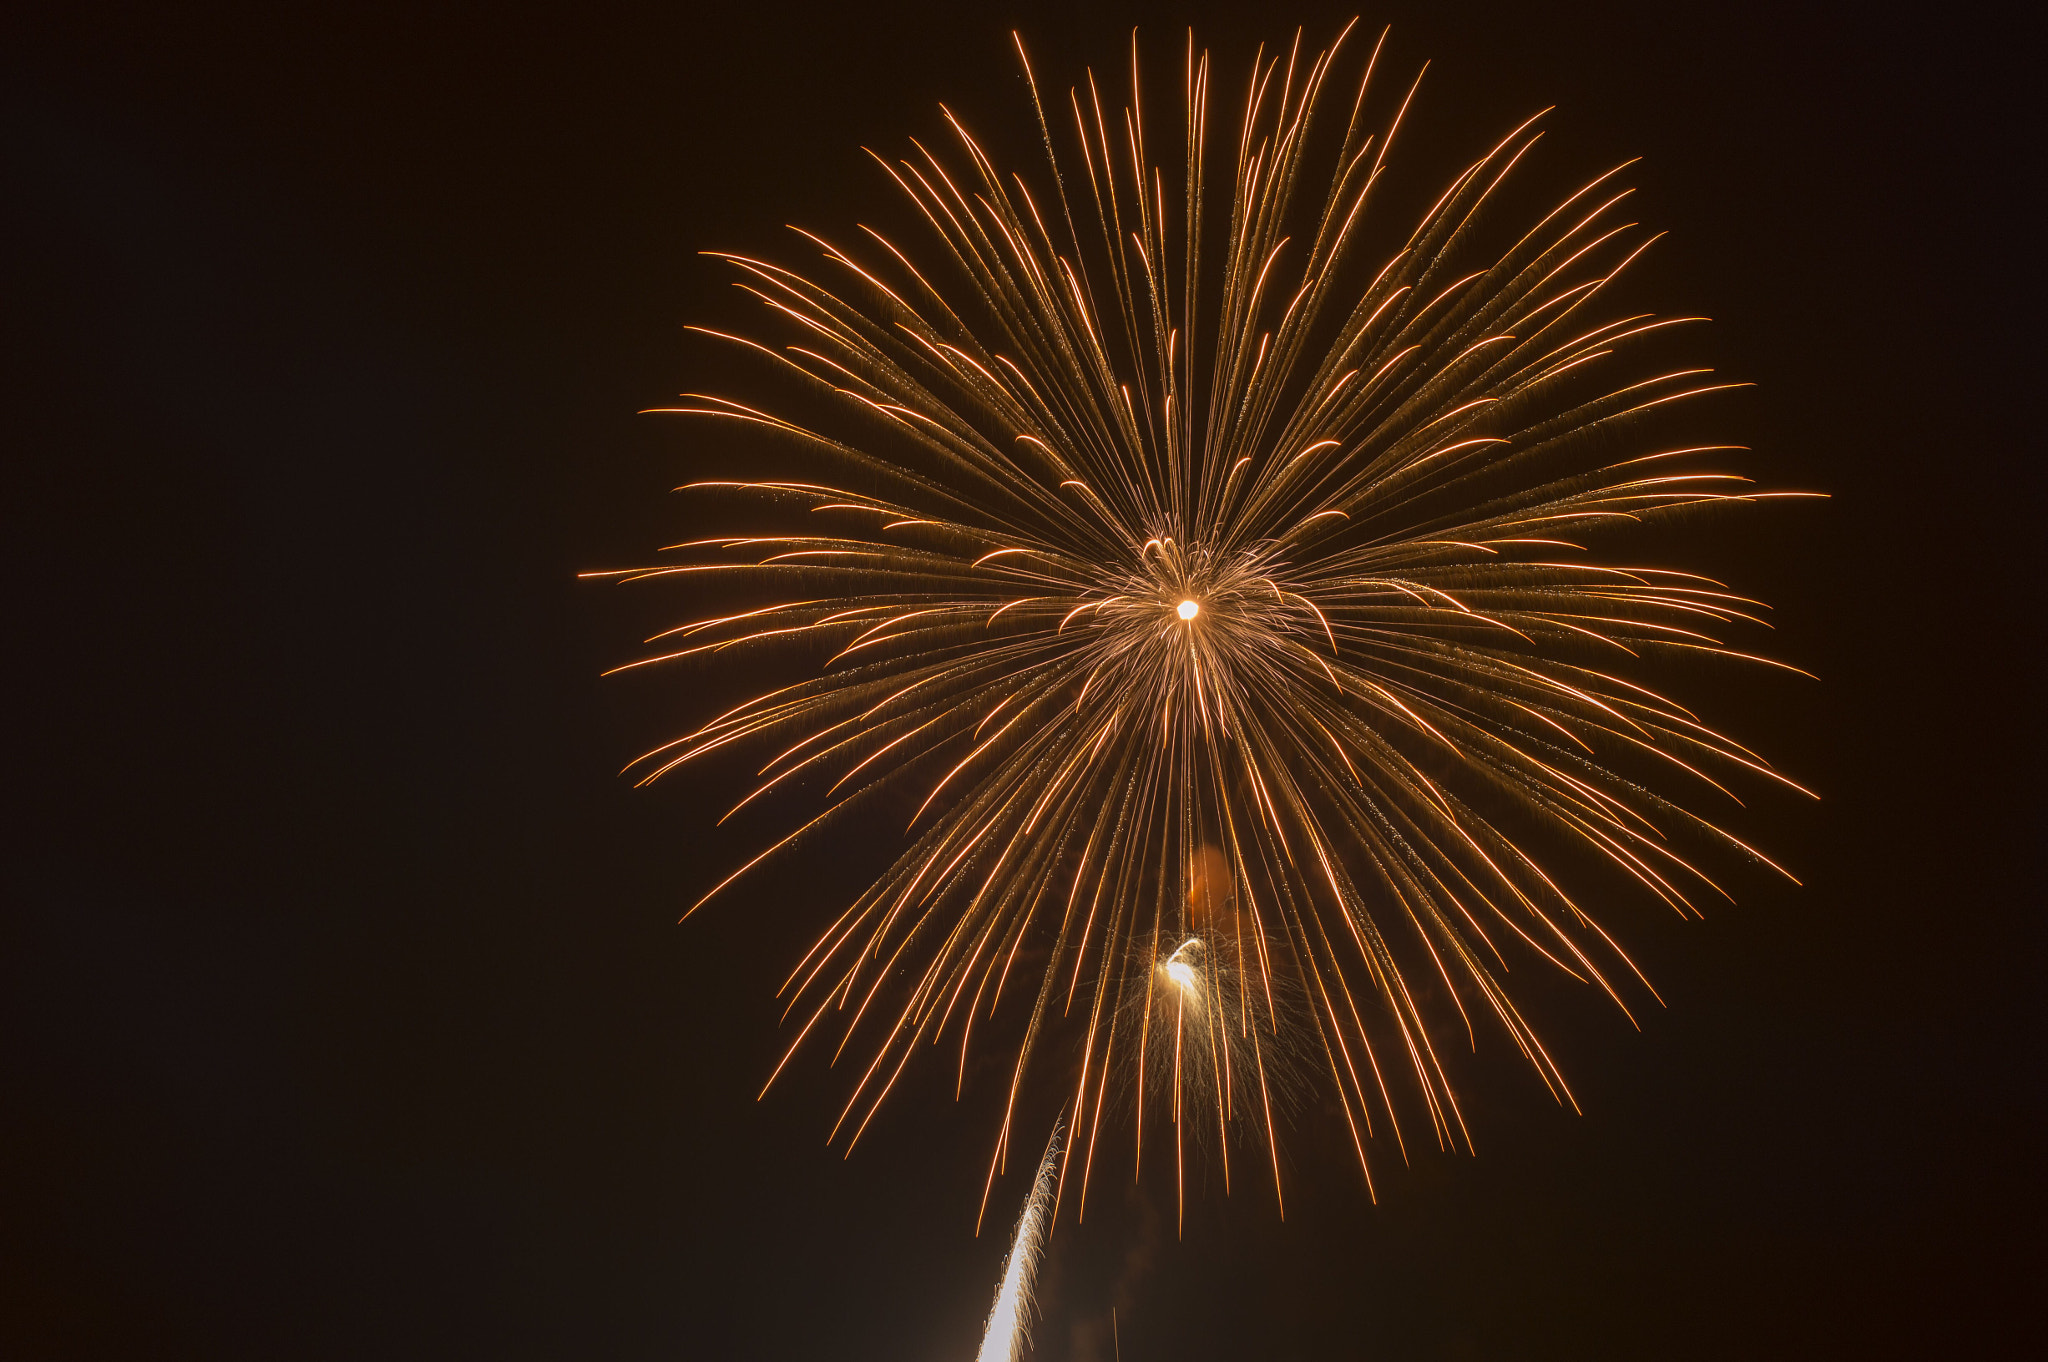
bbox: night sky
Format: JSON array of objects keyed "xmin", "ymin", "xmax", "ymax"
[{"xmin": 5, "ymin": 2, "xmax": 2039, "ymax": 1358}]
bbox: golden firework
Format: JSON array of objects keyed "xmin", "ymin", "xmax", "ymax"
[{"xmin": 591, "ymin": 22, "xmax": 1817, "ymax": 1231}]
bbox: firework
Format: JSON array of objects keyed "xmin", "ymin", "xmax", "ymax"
[
  {"xmin": 592, "ymin": 22, "xmax": 1816, "ymax": 1227},
  {"xmin": 976, "ymin": 1127, "xmax": 1061, "ymax": 1362}
]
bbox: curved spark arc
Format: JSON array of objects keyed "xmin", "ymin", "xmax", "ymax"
[{"xmin": 597, "ymin": 24, "xmax": 1817, "ymax": 1228}]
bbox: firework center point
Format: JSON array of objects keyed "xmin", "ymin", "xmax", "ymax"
[{"xmin": 1177, "ymin": 599, "xmax": 1200, "ymax": 620}]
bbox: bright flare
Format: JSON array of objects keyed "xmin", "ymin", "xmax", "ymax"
[
  {"xmin": 1161, "ymin": 937, "xmax": 1203, "ymax": 1002},
  {"xmin": 975, "ymin": 1129, "xmax": 1061, "ymax": 1362},
  {"xmin": 1177, "ymin": 599, "xmax": 1200, "ymax": 620}
]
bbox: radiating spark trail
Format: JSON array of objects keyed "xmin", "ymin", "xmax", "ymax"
[
  {"xmin": 599, "ymin": 21, "xmax": 1819, "ymax": 1227},
  {"xmin": 976, "ymin": 1128, "xmax": 1062, "ymax": 1362}
]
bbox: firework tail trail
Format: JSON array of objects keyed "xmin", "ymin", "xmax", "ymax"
[{"xmin": 976, "ymin": 1126, "xmax": 1062, "ymax": 1362}]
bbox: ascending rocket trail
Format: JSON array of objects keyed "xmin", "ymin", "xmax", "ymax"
[{"xmin": 976, "ymin": 1127, "xmax": 1062, "ymax": 1362}]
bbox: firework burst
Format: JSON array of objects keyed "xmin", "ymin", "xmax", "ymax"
[{"xmin": 591, "ymin": 22, "xmax": 1817, "ymax": 1229}]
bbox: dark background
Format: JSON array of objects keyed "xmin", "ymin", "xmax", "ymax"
[{"xmin": 4, "ymin": 1, "xmax": 2039, "ymax": 1358}]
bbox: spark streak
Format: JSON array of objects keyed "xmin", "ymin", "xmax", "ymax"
[{"xmin": 976, "ymin": 1128, "xmax": 1061, "ymax": 1362}]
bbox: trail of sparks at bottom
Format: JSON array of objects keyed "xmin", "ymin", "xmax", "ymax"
[{"xmin": 975, "ymin": 1127, "xmax": 1062, "ymax": 1362}]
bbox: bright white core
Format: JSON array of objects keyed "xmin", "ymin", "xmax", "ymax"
[{"xmin": 1177, "ymin": 599, "xmax": 1200, "ymax": 620}]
